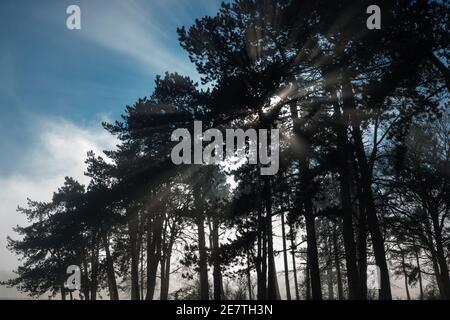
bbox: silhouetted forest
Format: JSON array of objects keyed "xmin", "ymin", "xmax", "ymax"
[{"xmin": 3, "ymin": 0, "xmax": 449, "ymax": 300}]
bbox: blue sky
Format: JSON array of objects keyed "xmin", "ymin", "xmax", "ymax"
[
  {"xmin": 0, "ymin": 0, "xmax": 224, "ymax": 174},
  {"xmin": 0, "ymin": 0, "xmax": 225, "ymax": 280}
]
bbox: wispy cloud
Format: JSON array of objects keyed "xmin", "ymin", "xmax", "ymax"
[{"xmin": 80, "ymin": 0, "xmax": 198, "ymax": 77}]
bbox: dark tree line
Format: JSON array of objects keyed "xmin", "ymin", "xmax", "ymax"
[{"xmin": 3, "ymin": 0, "xmax": 449, "ymax": 300}]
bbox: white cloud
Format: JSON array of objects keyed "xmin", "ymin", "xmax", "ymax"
[{"xmin": 0, "ymin": 116, "xmax": 116, "ymax": 281}]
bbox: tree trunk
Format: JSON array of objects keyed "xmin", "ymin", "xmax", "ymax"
[
  {"xmin": 212, "ymin": 217, "xmax": 222, "ymax": 300},
  {"xmin": 160, "ymin": 250, "xmax": 172, "ymax": 300},
  {"xmin": 425, "ymin": 221, "xmax": 446, "ymax": 297},
  {"xmin": 146, "ymin": 211, "xmax": 164, "ymax": 300},
  {"xmin": 159, "ymin": 220, "xmax": 169, "ymax": 300},
  {"xmin": 256, "ymin": 190, "xmax": 267, "ymax": 300},
  {"xmin": 357, "ymin": 194, "xmax": 368, "ymax": 299},
  {"xmin": 61, "ymin": 281, "xmax": 66, "ymax": 301},
  {"xmin": 102, "ymin": 233, "xmax": 119, "ymax": 300},
  {"xmin": 127, "ymin": 208, "xmax": 140, "ymax": 300},
  {"xmin": 197, "ymin": 215, "xmax": 209, "ymax": 300},
  {"xmin": 281, "ymin": 211, "xmax": 291, "ymax": 300},
  {"xmin": 326, "ymin": 225, "xmax": 335, "ymax": 300},
  {"xmin": 430, "ymin": 211, "xmax": 450, "ymax": 299},
  {"xmin": 289, "ymin": 102, "xmax": 321, "ymax": 300},
  {"xmin": 400, "ymin": 247, "xmax": 411, "ymax": 300},
  {"xmin": 327, "ymin": 262, "xmax": 334, "ymax": 300},
  {"xmin": 265, "ymin": 177, "xmax": 281, "ymax": 300},
  {"xmin": 304, "ymin": 201, "xmax": 322, "ymax": 300},
  {"xmin": 328, "ymin": 82, "xmax": 363, "ymax": 300},
  {"xmin": 305, "ymin": 260, "xmax": 311, "ymax": 300},
  {"xmin": 139, "ymin": 216, "xmax": 145, "ymax": 300},
  {"xmin": 160, "ymin": 219, "xmax": 175, "ymax": 300},
  {"xmin": 413, "ymin": 243, "xmax": 424, "ymax": 300},
  {"xmin": 81, "ymin": 255, "xmax": 90, "ymax": 300},
  {"xmin": 261, "ymin": 209, "xmax": 268, "ymax": 300},
  {"xmin": 353, "ymin": 153, "xmax": 368, "ymax": 299},
  {"xmin": 341, "ymin": 74, "xmax": 392, "ymax": 300},
  {"xmin": 332, "ymin": 223, "xmax": 344, "ymax": 300},
  {"xmin": 193, "ymin": 182, "xmax": 209, "ymax": 300},
  {"xmin": 246, "ymin": 249, "xmax": 253, "ymax": 300},
  {"xmin": 90, "ymin": 234, "xmax": 99, "ymax": 300},
  {"xmin": 290, "ymin": 229, "xmax": 300, "ymax": 300}
]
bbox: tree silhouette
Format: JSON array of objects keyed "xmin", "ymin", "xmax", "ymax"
[{"xmin": 4, "ymin": 0, "xmax": 449, "ymax": 301}]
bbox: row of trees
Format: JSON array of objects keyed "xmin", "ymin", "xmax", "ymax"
[{"xmin": 4, "ymin": 0, "xmax": 449, "ymax": 300}]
